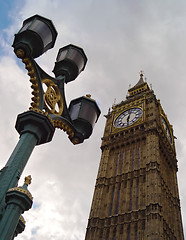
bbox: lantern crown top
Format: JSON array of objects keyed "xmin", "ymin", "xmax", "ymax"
[
  {"xmin": 22, "ymin": 14, "xmax": 58, "ymax": 43},
  {"xmin": 53, "ymin": 44, "xmax": 88, "ymax": 82},
  {"xmin": 13, "ymin": 14, "xmax": 58, "ymax": 58},
  {"xmin": 57, "ymin": 44, "xmax": 88, "ymax": 70},
  {"xmin": 70, "ymin": 95, "xmax": 101, "ymax": 118}
]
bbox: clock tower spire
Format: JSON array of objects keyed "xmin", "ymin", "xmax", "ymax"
[
  {"xmin": 127, "ymin": 70, "xmax": 149, "ymax": 98},
  {"xmin": 85, "ymin": 73, "xmax": 184, "ymax": 240}
]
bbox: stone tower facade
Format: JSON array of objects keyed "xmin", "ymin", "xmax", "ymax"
[{"xmin": 85, "ymin": 73, "xmax": 184, "ymax": 240}]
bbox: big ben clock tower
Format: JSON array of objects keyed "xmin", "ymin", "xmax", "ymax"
[{"xmin": 85, "ymin": 72, "xmax": 184, "ymax": 240}]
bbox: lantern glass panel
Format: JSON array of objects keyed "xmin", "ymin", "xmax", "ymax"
[
  {"xmin": 70, "ymin": 102, "xmax": 81, "ymax": 121},
  {"xmin": 19, "ymin": 22, "xmax": 31, "ymax": 33},
  {"xmin": 29, "ymin": 20, "xmax": 52, "ymax": 48},
  {"xmin": 67, "ymin": 49, "xmax": 85, "ymax": 72},
  {"xmin": 57, "ymin": 49, "xmax": 68, "ymax": 62},
  {"xmin": 80, "ymin": 103, "xmax": 98, "ymax": 127}
]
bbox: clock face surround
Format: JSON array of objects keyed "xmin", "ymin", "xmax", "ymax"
[
  {"xmin": 114, "ymin": 107, "xmax": 143, "ymax": 128},
  {"xmin": 161, "ymin": 116, "xmax": 173, "ymax": 144}
]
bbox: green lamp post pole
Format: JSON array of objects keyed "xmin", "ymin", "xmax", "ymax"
[{"xmin": 0, "ymin": 15, "xmax": 101, "ymax": 240}]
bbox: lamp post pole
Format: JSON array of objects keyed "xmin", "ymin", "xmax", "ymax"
[{"xmin": 0, "ymin": 15, "xmax": 100, "ymax": 240}]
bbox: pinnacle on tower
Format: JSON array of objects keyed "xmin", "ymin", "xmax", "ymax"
[{"xmin": 128, "ymin": 71, "xmax": 150, "ymax": 97}]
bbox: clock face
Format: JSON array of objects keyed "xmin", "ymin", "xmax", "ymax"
[
  {"xmin": 161, "ymin": 116, "xmax": 173, "ymax": 144},
  {"xmin": 114, "ymin": 108, "xmax": 143, "ymax": 128}
]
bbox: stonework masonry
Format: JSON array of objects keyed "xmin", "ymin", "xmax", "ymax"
[{"xmin": 85, "ymin": 75, "xmax": 184, "ymax": 240}]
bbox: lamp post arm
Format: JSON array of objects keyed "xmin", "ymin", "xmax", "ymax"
[
  {"xmin": 21, "ymin": 58, "xmax": 85, "ymax": 144},
  {"xmin": 22, "ymin": 57, "xmax": 72, "ymax": 122},
  {"xmin": 22, "ymin": 58, "xmax": 44, "ymax": 110},
  {"xmin": 54, "ymin": 75, "xmax": 72, "ymax": 123}
]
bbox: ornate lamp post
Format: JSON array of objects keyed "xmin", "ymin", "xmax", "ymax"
[{"xmin": 0, "ymin": 15, "xmax": 101, "ymax": 239}]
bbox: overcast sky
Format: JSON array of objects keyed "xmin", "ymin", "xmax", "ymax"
[{"xmin": 0, "ymin": 0, "xmax": 186, "ymax": 239}]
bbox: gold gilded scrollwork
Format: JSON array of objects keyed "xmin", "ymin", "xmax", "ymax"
[
  {"xmin": 42, "ymin": 79, "xmax": 63, "ymax": 116},
  {"xmin": 21, "ymin": 58, "xmax": 78, "ymax": 142},
  {"xmin": 52, "ymin": 119, "xmax": 74, "ymax": 139},
  {"xmin": 22, "ymin": 58, "xmax": 40, "ymax": 109}
]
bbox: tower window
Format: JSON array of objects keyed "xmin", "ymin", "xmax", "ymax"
[
  {"xmin": 110, "ymin": 187, "xmax": 115, "ymax": 215},
  {"xmin": 142, "ymin": 220, "xmax": 145, "ymax": 230},
  {"xmin": 106, "ymin": 228, "xmax": 110, "ymax": 239},
  {"xmin": 127, "ymin": 224, "xmax": 130, "ymax": 240},
  {"xmin": 135, "ymin": 223, "xmax": 138, "ymax": 240},
  {"xmin": 113, "ymin": 227, "xmax": 116, "ymax": 237},
  {"xmin": 121, "ymin": 151, "xmax": 125, "ymax": 174},
  {"xmin": 99, "ymin": 229, "xmax": 103, "ymax": 238},
  {"xmin": 129, "ymin": 181, "xmax": 133, "ymax": 211},
  {"xmin": 136, "ymin": 179, "xmax": 139, "ymax": 209},
  {"xmin": 120, "ymin": 224, "xmax": 123, "ymax": 234},
  {"xmin": 115, "ymin": 184, "xmax": 121, "ymax": 214},
  {"xmin": 138, "ymin": 146, "xmax": 141, "ymax": 169},
  {"xmin": 115, "ymin": 153, "xmax": 120, "ymax": 176},
  {"xmin": 132, "ymin": 149, "xmax": 135, "ymax": 171}
]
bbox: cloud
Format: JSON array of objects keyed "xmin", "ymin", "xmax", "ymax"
[{"xmin": 1, "ymin": 0, "xmax": 186, "ymax": 239}]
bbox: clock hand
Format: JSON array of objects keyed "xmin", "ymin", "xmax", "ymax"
[
  {"xmin": 127, "ymin": 114, "xmax": 130, "ymax": 124},
  {"xmin": 166, "ymin": 128, "xmax": 169, "ymax": 135}
]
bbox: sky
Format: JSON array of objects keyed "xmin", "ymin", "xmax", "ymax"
[{"xmin": 0, "ymin": 0, "xmax": 186, "ymax": 239}]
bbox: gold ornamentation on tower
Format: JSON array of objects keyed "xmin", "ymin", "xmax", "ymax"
[{"xmin": 85, "ymin": 73, "xmax": 184, "ymax": 240}]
